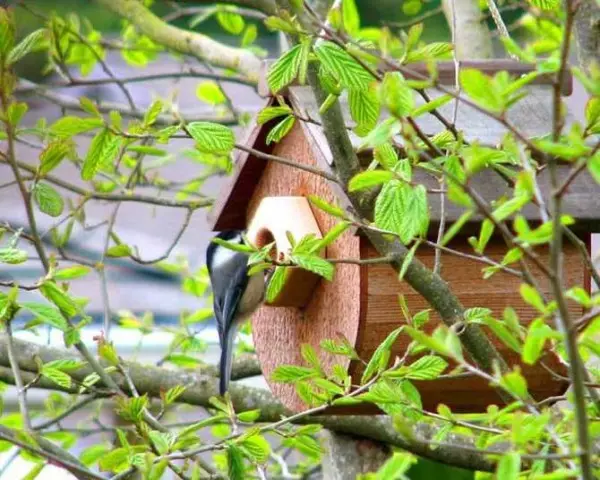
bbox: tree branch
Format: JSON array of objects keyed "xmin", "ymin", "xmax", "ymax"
[
  {"xmin": 94, "ymin": 0, "xmax": 262, "ymax": 81},
  {"xmin": 0, "ymin": 335, "xmax": 498, "ymax": 472}
]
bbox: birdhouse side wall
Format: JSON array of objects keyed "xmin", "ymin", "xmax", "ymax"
[
  {"xmin": 246, "ymin": 121, "xmax": 362, "ymax": 413},
  {"xmin": 355, "ymin": 235, "xmax": 589, "ymax": 412}
]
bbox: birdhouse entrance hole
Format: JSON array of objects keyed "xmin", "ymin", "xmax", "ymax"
[{"xmin": 246, "ymin": 196, "xmax": 325, "ymax": 308}]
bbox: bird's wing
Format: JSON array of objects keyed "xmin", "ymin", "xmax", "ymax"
[{"xmin": 210, "ymin": 254, "xmax": 249, "ymax": 343}]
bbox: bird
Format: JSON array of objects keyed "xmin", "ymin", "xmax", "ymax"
[{"xmin": 206, "ymin": 230, "xmax": 267, "ymax": 396}]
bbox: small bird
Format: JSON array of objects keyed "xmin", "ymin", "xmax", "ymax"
[{"xmin": 206, "ymin": 230, "xmax": 267, "ymax": 395}]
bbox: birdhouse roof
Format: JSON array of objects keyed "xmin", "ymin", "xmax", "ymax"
[{"xmin": 209, "ymin": 60, "xmax": 600, "ymax": 233}]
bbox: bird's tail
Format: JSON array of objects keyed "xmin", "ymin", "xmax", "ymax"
[{"xmin": 219, "ymin": 326, "xmax": 237, "ymax": 396}]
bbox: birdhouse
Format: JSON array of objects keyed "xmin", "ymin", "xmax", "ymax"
[{"xmin": 209, "ymin": 60, "xmax": 599, "ymax": 414}]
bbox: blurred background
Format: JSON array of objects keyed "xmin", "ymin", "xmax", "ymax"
[{"xmin": 0, "ymin": 1, "xmax": 595, "ymax": 479}]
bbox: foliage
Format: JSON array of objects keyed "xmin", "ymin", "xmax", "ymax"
[{"xmin": 0, "ymin": 0, "xmax": 599, "ymax": 479}]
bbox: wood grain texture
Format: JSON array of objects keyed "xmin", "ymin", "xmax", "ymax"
[
  {"xmin": 356, "ymin": 237, "xmax": 588, "ymax": 413},
  {"xmin": 247, "ymin": 121, "xmax": 361, "ymax": 412}
]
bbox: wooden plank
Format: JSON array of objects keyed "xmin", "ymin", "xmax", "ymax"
[{"xmin": 353, "ymin": 237, "xmax": 587, "ymax": 412}]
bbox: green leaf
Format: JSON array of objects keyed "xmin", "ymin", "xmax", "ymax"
[
  {"xmin": 106, "ymin": 244, "xmax": 132, "ymax": 258},
  {"xmin": 127, "ymin": 145, "xmax": 167, "ymax": 156},
  {"xmin": 80, "ymin": 444, "xmax": 110, "ymax": 467},
  {"xmin": 520, "ymin": 283, "xmax": 546, "ymax": 313},
  {"xmin": 349, "ymin": 170, "xmax": 393, "ymax": 191},
  {"xmin": 196, "ymin": 81, "xmax": 226, "ymax": 105},
  {"xmin": 0, "ymin": 248, "xmax": 28, "ymax": 264},
  {"xmin": 6, "ymin": 102, "xmax": 27, "ymax": 126},
  {"xmin": 459, "ymin": 69, "xmax": 504, "ymax": 113},
  {"xmin": 380, "ymin": 72, "xmax": 414, "ymax": 117},
  {"xmin": 211, "ymin": 236, "xmax": 254, "ymax": 253},
  {"xmin": 314, "ymin": 41, "xmax": 373, "ymax": 90},
  {"xmin": 376, "ymin": 452, "xmax": 416, "ymax": 480},
  {"xmin": 588, "ymin": 153, "xmax": 600, "ymax": 184},
  {"xmin": 39, "ymin": 140, "xmax": 71, "ymax": 175},
  {"xmin": 265, "ymin": 266, "xmax": 288, "ymax": 303},
  {"xmin": 313, "ymin": 377, "xmax": 344, "ymax": 395},
  {"xmin": 164, "ymin": 385, "xmax": 187, "ymax": 405},
  {"xmin": 348, "ymin": 86, "xmax": 380, "ymax": 136},
  {"xmin": 216, "ymin": 10, "xmax": 245, "ymax": 35},
  {"xmin": 227, "ymin": 445, "xmax": 245, "ymax": 480},
  {"xmin": 266, "ymin": 115, "xmax": 295, "ymax": 144},
  {"xmin": 342, "ymin": 0, "xmax": 360, "ymax": 35},
  {"xmin": 308, "ymin": 195, "xmax": 346, "ymax": 218},
  {"xmin": 7, "ymin": 28, "xmax": 45, "ymax": 65},
  {"xmin": 143, "ymin": 100, "xmax": 163, "ymax": 127},
  {"xmin": 500, "ymin": 370, "xmax": 528, "ymax": 399},
  {"xmin": 398, "ymin": 355, "xmax": 447, "ymax": 380},
  {"xmin": 44, "ymin": 359, "xmax": 85, "ymax": 372},
  {"xmin": 291, "ymin": 254, "xmax": 334, "ymax": 280},
  {"xmin": 21, "ymin": 302, "xmax": 67, "ymax": 330},
  {"xmin": 522, "ymin": 318, "xmax": 551, "ymax": 365},
  {"xmin": 148, "ymin": 430, "xmax": 170, "ymax": 455},
  {"xmin": 411, "ymin": 94, "xmax": 453, "ymax": 118},
  {"xmin": 98, "ymin": 447, "xmax": 128, "ymax": 472},
  {"xmin": 50, "ymin": 116, "xmax": 103, "ymax": 137},
  {"xmin": 237, "ymin": 409, "xmax": 261, "ymax": 423},
  {"xmin": 41, "ymin": 366, "xmax": 71, "ymax": 389},
  {"xmin": 496, "ymin": 452, "xmax": 521, "ymax": 480},
  {"xmin": 402, "ymin": 0, "xmax": 422, "ymax": 16},
  {"xmin": 271, "ymin": 365, "xmax": 317, "ymax": 383},
  {"xmin": 267, "ymin": 43, "xmax": 303, "ymax": 93},
  {"xmin": 54, "ymin": 266, "xmax": 91, "ymax": 281},
  {"xmin": 240, "ymin": 433, "xmax": 270, "ymax": 463},
  {"xmin": 362, "ymin": 327, "xmax": 403, "ymax": 383},
  {"xmin": 527, "ymin": 0, "xmax": 560, "ymax": 10},
  {"xmin": 398, "ymin": 240, "xmax": 419, "ymax": 281},
  {"xmin": 374, "ymin": 143, "xmax": 399, "ymax": 170},
  {"xmin": 82, "ymin": 129, "xmax": 122, "ymax": 180},
  {"xmin": 442, "ymin": 210, "xmax": 473, "ymax": 245},
  {"xmin": 405, "ymin": 42, "xmax": 453, "ymax": 63},
  {"xmin": 241, "ymin": 24, "xmax": 257, "ymax": 47},
  {"xmin": 187, "ymin": 122, "xmax": 234, "ymax": 154},
  {"xmin": 33, "ymin": 183, "xmax": 64, "ymax": 217},
  {"xmin": 257, "ymin": 105, "xmax": 292, "ymax": 125},
  {"xmin": 375, "ymin": 181, "xmax": 428, "ymax": 244}
]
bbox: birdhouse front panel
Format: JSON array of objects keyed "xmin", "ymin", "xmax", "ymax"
[{"xmin": 245, "ymin": 120, "xmax": 362, "ymax": 413}]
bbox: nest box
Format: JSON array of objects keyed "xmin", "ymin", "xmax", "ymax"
[{"xmin": 209, "ymin": 60, "xmax": 599, "ymax": 414}]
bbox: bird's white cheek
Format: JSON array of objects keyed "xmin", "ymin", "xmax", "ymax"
[{"xmin": 211, "ymin": 246, "xmax": 238, "ymax": 271}]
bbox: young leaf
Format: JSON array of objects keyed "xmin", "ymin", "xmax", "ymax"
[
  {"xmin": 241, "ymin": 24, "xmax": 257, "ymax": 47},
  {"xmin": 267, "ymin": 43, "xmax": 303, "ymax": 93},
  {"xmin": 240, "ymin": 433, "xmax": 270, "ymax": 463},
  {"xmin": 271, "ymin": 365, "xmax": 317, "ymax": 383},
  {"xmin": 348, "ymin": 84, "xmax": 380, "ymax": 136},
  {"xmin": 196, "ymin": 81, "xmax": 226, "ymax": 105},
  {"xmin": 362, "ymin": 327, "xmax": 403, "ymax": 383},
  {"xmin": 187, "ymin": 122, "xmax": 234, "ymax": 154},
  {"xmin": 21, "ymin": 302, "xmax": 68, "ymax": 330},
  {"xmin": 0, "ymin": 248, "xmax": 28, "ymax": 264},
  {"xmin": 380, "ymin": 72, "xmax": 414, "ymax": 117},
  {"xmin": 39, "ymin": 140, "xmax": 71, "ymax": 175},
  {"xmin": 265, "ymin": 266, "xmax": 287, "ymax": 303},
  {"xmin": 341, "ymin": 0, "xmax": 360, "ymax": 35},
  {"xmin": 496, "ymin": 452, "xmax": 521, "ymax": 480},
  {"xmin": 411, "ymin": 94, "xmax": 453, "ymax": 118},
  {"xmin": 7, "ymin": 28, "xmax": 45, "ymax": 65},
  {"xmin": 82, "ymin": 129, "xmax": 122, "ymax": 180},
  {"xmin": 50, "ymin": 116, "xmax": 103, "ymax": 137},
  {"xmin": 387, "ymin": 355, "xmax": 448, "ymax": 380},
  {"xmin": 314, "ymin": 41, "xmax": 373, "ymax": 90},
  {"xmin": 216, "ymin": 10, "xmax": 245, "ymax": 35},
  {"xmin": 265, "ymin": 115, "xmax": 295, "ymax": 144},
  {"xmin": 459, "ymin": 69, "xmax": 504, "ymax": 113},
  {"xmin": 257, "ymin": 105, "xmax": 292, "ymax": 125},
  {"xmin": 348, "ymin": 170, "xmax": 393, "ymax": 191},
  {"xmin": 308, "ymin": 195, "xmax": 346, "ymax": 218},
  {"xmin": 291, "ymin": 254, "xmax": 334, "ymax": 281},
  {"xmin": 41, "ymin": 366, "xmax": 71, "ymax": 389},
  {"xmin": 520, "ymin": 284, "xmax": 546, "ymax": 313},
  {"xmin": 33, "ymin": 183, "xmax": 64, "ymax": 217}
]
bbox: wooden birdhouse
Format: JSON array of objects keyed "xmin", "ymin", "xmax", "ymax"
[{"xmin": 209, "ymin": 60, "xmax": 599, "ymax": 414}]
